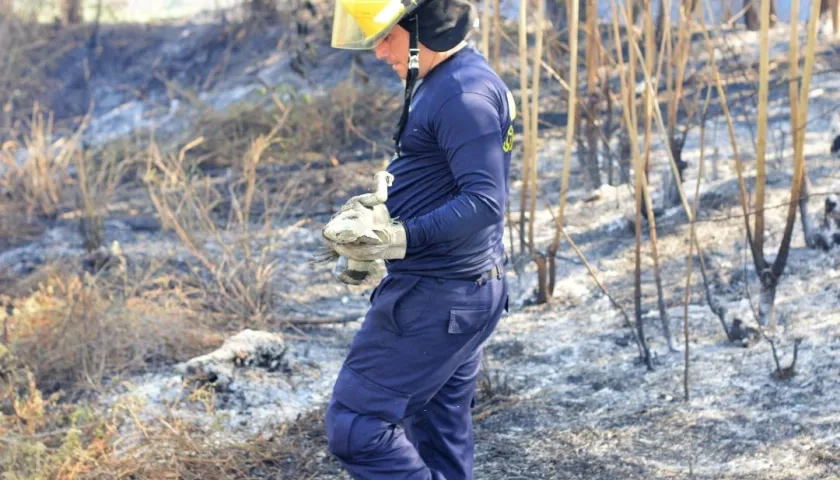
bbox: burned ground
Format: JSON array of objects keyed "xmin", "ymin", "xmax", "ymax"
[{"xmin": 1, "ymin": 7, "xmax": 840, "ymax": 480}]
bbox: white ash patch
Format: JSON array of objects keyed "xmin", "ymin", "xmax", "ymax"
[{"xmin": 100, "ymin": 328, "xmax": 350, "ymax": 442}]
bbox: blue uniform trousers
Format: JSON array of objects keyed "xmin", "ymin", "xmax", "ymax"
[{"xmin": 326, "ymin": 271, "xmax": 508, "ymax": 479}]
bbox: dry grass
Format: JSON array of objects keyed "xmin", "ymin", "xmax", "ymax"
[
  {"xmin": 0, "ymin": 109, "xmax": 382, "ymax": 480},
  {"xmin": 2, "ymin": 256, "xmax": 224, "ymax": 396},
  {"xmin": 1, "ymin": 253, "xmax": 237, "ymax": 476},
  {"xmin": 1, "ymin": 366, "xmax": 341, "ymax": 479},
  {"xmin": 144, "ymin": 131, "xmax": 293, "ymax": 328},
  {"xmin": 178, "ymin": 81, "xmax": 400, "ymax": 170},
  {"xmin": 138, "ymin": 80, "xmax": 399, "ymax": 328},
  {"xmin": 2, "ymin": 71, "xmax": 394, "ymax": 364},
  {"xmin": 0, "ymin": 104, "xmax": 84, "ymax": 219}
]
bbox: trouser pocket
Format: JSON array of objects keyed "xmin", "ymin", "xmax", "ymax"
[
  {"xmin": 326, "ymin": 365, "xmax": 412, "ymax": 460},
  {"xmin": 448, "ymin": 306, "xmax": 493, "ymax": 335},
  {"xmin": 332, "ymin": 363, "xmax": 411, "ymax": 425},
  {"xmin": 367, "ymin": 274, "xmax": 421, "ymax": 336}
]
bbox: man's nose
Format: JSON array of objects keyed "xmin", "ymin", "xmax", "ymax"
[{"xmin": 374, "ymin": 41, "xmax": 388, "ymax": 61}]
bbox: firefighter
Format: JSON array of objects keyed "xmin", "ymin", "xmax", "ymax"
[{"xmin": 323, "ymin": 0, "xmax": 516, "ymax": 477}]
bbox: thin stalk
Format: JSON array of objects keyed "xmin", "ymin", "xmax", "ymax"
[
  {"xmin": 643, "ymin": 0, "xmax": 655, "ymax": 181},
  {"xmin": 529, "ymin": 2, "xmax": 545, "ymax": 228},
  {"xmin": 667, "ymin": 0, "xmax": 693, "ymax": 209},
  {"xmin": 530, "ymin": 0, "xmax": 548, "ymax": 303},
  {"xmin": 834, "ymin": 0, "xmax": 840, "ymax": 37},
  {"xmin": 696, "ymin": 15, "xmax": 764, "ymax": 271},
  {"xmin": 492, "ymin": 0, "xmax": 501, "ymax": 71},
  {"xmin": 518, "ymin": 0, "xmax": 531, "ymax": 256},
  {"xmin": 773, "ymin": 0, "xmax": 822, "ymax": 279},
  {"xmin": 641, "ymin": 164, "xmax": 676, "ymax": 351},
  {"xmin": 481, "ymin": 0, "xmax": 491, "ymax": 58},
  {"xmin": 683, "ymin": 87, "xmax": 713, "ymax": 401},
  {"xmin": 790, "ymin": 0, "xmax": 822, "ymax": 245},
  {"xmin": 583, "ymin": 0, "xmax": 601, "ymax": 192},
  {"xmin": 752, "ymin": 0, "xmax": 772, "ymax": 279},
  {"xmin": 629, "ymin": 13, "xmax": 650, "ymax": 369},
  {"xmin": 788, "ymin": 0, "xmax": 813, "ymax": 250},
  {"xmin": 641, "ymin": 0, "xmax": 675, "ymax": 352},
  {"xmin": 548, "ymin": 0, "xmax": 580, "ymax": 294},
  {"xmin": 620, "ymin": 3, "xmax": 741, "ymax": 344},
  {"xmin": 610, "ymin": 0, "xmax": 652, "ymax": 369},
  {"xmin": 750, "ymin": 0, "xmax": 775, "ymax": 328}
]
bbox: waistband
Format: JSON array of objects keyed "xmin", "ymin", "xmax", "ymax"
[
  {"xmin": 386, "ymin": 251, "xmax": 508, "ymax": 284},
  {"xmin": 451, "ymin": 263, "xmax": 504, "ymax": 283}
]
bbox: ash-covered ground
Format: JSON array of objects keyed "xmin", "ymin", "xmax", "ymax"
[{"xmin": 2, "ymin": 7, "xmax": 840, "ymax": 479}]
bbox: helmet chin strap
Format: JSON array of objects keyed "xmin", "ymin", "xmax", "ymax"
[{"xmin": 393, "ymin": 14, "xmax": 420, "ymax": 157}]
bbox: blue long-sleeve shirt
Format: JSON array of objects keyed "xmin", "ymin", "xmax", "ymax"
[{"xmin": 384, "ymin": 46, "xmax": 515, "ymax": 279}]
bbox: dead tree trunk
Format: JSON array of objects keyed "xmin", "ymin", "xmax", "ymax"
[
  {"xmin": 630, "ymin": 0, "xmax": 642, "ymax": 24},
  {"xmin": 654, "ymin": 0, "xmax": 666, "ymax": 56},
  {"xmin": 819, "ymin": 0, "xmax": 840, "ymax": 33},
  {"xmin": 799, "ymin": 169, "xmax": 819, "ymax": 248},
  {"xmin": 666, "ymin": 136, "xmax": 689, "ymax": 207},
  {"xmin": 575, "ymin": 112, "xmax": 590, "ymax": 190},
  {"xmin": 744, "ymin": 0, "xmax": 776, "ymax": 31},
  {"xmin": 833, "ymin": 0, "xmax": 840, "ymax": 35},
  {"xmin": 546, "ymin": 0, "xmax": 566, "ymax": 30},
  {"xmin": 492, "ymin": 0, "xmax": 501, "ymax": 71},
  {"xmin": 582, "ymin": 0, "xmax": 602, "ymax": 191},
  {"xmin": 602, "ymin": 75, "xmax": 616, "ymax": 186},
  {"xmin": 618, "ymin": 130, "xmax": 632, "ymax": 185},
  {"xmin": 61, "ymin": 0, "xmax": 83, "ymax": 25},
  {"xmin": 583, "ymin": 94, "xmax": 602, "ymax": 190},
  {"xmin": 757, "ymin": 269, "xmax": 780, "ymax": 330},
  {"xmin": 535, "ymin": 252, "xmax": 549, "ymax": 304},
  {"xmin": 745, "ymin": 0, "xmax": 759, "ymax": 30}
]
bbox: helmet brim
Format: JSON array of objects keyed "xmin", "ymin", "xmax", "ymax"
[{"xmin": 331, "ymin": 0, "xmax": 418, "ymax": 50}]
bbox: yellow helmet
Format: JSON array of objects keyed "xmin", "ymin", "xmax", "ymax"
[{"xmin": 331, "ymin": 0, "xmax": 421, "ymax": 49}]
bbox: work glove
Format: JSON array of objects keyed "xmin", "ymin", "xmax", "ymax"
[
  {"xmin": 322, "ymin": 198, "xmax": 407, "ymax": 262},
  {"xmin": 332, "ymin": 256, "xmax": 387, "ymax": 285},
  {"xmin": 315, "ymin": 170, "xmax": 404, "ymax": 285}
]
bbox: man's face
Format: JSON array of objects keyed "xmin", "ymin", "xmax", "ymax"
[{"xmin": 374, "ymin": 25, "xmax": 410, "ymax": 79}]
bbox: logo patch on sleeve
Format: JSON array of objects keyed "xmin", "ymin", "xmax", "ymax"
[{"xmin": 502, "ymin": 124, "xmax": 515, "ymax": 153}]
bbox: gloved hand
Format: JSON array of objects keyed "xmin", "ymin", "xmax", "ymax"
[
  {"xmin": 332, "ymin": 256, "xmax": 387, "ymax": 285},
  {"xmin": 331, "ymin": 223, "xmax": 407, "ymax": 261},
  {"xmin": 322, "ymin": 199, "xmax": 407, "ymax": 262},
  {"xmin": 317, "ymin": 170, "xmax": 404, "ymax": 285}
]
